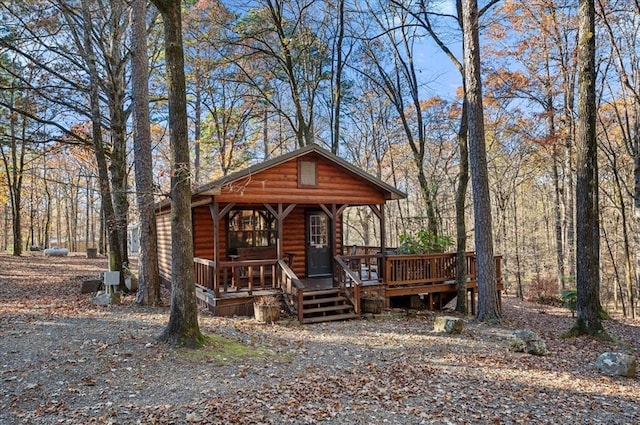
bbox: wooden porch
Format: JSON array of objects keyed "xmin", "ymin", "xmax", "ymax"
[{"xmin": 193, "ymin": 250, "xmax": 503, "ymax": 323}]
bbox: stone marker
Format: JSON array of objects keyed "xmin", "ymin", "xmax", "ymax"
[
  {"xmin": 434, "ymin": 316, "xmax": 465, "ymax": 334},
  {"xmin": 81, "ymin": 278, "xmax": 102, "ymax": 294},
  {"xmin": 595, "ymin": 352, "xmax": 636, "ymax": 378},
  {"xmin": 509, "ymin": 329, "xmax": 547, "ymax": 356}
]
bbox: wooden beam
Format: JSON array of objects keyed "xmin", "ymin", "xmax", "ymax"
[
  {"xmin": 191, "ymin": 196, "xmax": 213, "ymax": 208},
  {"xmin": 264, "ymin": 203, "xmax": 277, "ymax": 218},
  {"xmin": 368, "ymin": 204, "xmax": 382, "ymax": 220},
  {"xmin": 219, "ymin": 202, "xmax": 236, "ymax": 219},
  {"xmin": 281, "ymin": 203, "xmax": 297, "ymax": 220},
  {"xmin": 318, "ymin": 203, "xmax": 333, "ymax": 219},
  {"xmin": 264, "ymin": 203, "xmax": 296, "ymax": 220}
]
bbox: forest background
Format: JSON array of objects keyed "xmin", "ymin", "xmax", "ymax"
[{"xmin": 0, "ymin": 0, "xmax": 638, "ymax": 318}]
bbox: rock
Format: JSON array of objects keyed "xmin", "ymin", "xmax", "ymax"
[
  {"xmin": 81, "ymin": 279, "xmax": 102, "ymax": 294},
  {"xmin": 433, "ymin": 316, "xmax": 465, "ymax": 334},
  {"xmin": 595, "ymin": 352, "xmax": 636, "ymax": 378},
  {"xmin": 509, "ymin": 329, "xmax": 547, "ymax": 356},
  {"xmin": 91, "ymin": 291, "xmax": 120, "ymax": 306}
]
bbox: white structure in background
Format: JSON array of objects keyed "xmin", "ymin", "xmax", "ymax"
[{"xmin": 128, "ymin": 223, "xmax": 140, "ymax": 255}]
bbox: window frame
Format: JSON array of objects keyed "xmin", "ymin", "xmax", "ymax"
[
  {"xmin": 298, "ymin": 158, "xmax": 318, "ymax": 188},
  {"xmin": 226, "ymin": 208, "xmax": 277, "ymax": 255}
]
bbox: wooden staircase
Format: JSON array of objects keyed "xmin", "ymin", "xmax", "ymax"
[{"xmin": 300, "ymin": 288, "xmax": 357, "ymax": 324}]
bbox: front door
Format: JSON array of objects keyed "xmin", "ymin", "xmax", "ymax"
[{"xmin": 306, "ymin": 211, "xmax": 332, "ymax": 276}]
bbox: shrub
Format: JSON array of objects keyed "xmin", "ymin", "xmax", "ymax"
[
  {"xmin": 561, "ymin": 290, "xmax": 577, "ymax": 317},
  {"xmin": 528, "ymin": 274, "xmax": 558, "ymax": 302},
  {"xmin": 396, "ymin": 229, "xmax": 453, "ymax": 254}
]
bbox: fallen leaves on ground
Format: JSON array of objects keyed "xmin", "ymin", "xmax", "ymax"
[{"xmin": 0, "ymin": 252, "xmax": 638, "ymax": 424}]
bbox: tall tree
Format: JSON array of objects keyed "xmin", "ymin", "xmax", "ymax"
[
  {"xmin": 131, "ymin": 0, "xmax": 161, "ymax": 306},
  {"xmin": 151, "ymin": 0, "xmax": 203, "ymax": 347},
  {"xmin": 484, "ymin": 0, "xmax": 579, "ymax": 292},
  {"xmin": 358, "ymin": 1, "xmax": 440, "ymax": 237},
  {"xmin": 0, "ymin": 57, "xmax": 28, "ymax": 256},
  {"xmin": 567, "ymin": 0, "xmax": 605, "ymax": 336},
  {"xmin": 76, "ymin": 0, "xmax": 123, "ymax": 273},
  {"xmin": 597, "ymin": 0, "xmax": 639, "ymax": 317},
  {"xmin": 461, "ymin": 0, "xmax": 500, "ymax": 321},
  {"xmin": 230, "ymin": 0, "xmax": 332, "ymax": 148},
  {"xmin": 57, "ymin": 0, "xmax": 131, "ymax": 268}
]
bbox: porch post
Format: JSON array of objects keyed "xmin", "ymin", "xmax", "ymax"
[
  {"xmin": 209, "ymin": 202, "xmax": 220, "ymax": 296},
  {"xmin": 381, "ymin": 204, "xmax": 386, "ymax": 280},
  {"xmin": 331, "ymin": 204, "xmax": 337, "ymax": 259},
  {"xmin": 368, "ymin": 204, "xmax": 386, "ymax": 281},
  {"xmin": 208, "ymin": 202, "xmax": 235, "ymax": 297},
  {"xmin": 265, "ymin": 203, "xmax": 296, "ymax": 261},
  {"xmin": 277, "ymin": 204, "xmax": 284, "ymax": 260}
]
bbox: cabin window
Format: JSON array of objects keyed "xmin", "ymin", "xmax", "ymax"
[
  {"xmin": 298, "ymin": 159, "xmax": 317, "ymax": 187},
  {"xmin": 227, "ymin": 209, "xmax": 277, "ymax": 255}
]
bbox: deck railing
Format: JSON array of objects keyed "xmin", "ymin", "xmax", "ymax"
[
  {"xmin": 193, "ymin": 257, "xmax": 280, "ymax": 297},
  {"xmin": 278, "ymin": 259, "xmax": 304, "ymax": 322},
  {"xmin": 334, "ymin": 252, "xmax": 502, "ymax": 310},
  {"xmin": 383, "ymin": 252, "xmax": 503, "ymax": 288},
  {"xmin": 195, "ymin": 252, "xmax": 502, "ymax": 316},
  {"xmin": 194, "ymin": 257, "xmax": 216, "ymax": 291},
  {"xmin": 194, "ymin": 256, "xmax": 305, "ymax": 317},
  {"xmin": 334, "ymin": 256, "xmax": 364, "ymax": 314}
]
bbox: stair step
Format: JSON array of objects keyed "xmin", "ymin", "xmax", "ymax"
[
  {"xmin": 303, "ymin": 304, "xmax": 353, "ymax": 314},
  {"xmin": 302, "ymin": 312, "xmax": 358, "ymax": 324},
  {"xmin": 303, "ymin": 289, "xmax": 340, "ymax": 297},
  {"xmin": 302, "ymin": 296, "xmax": 346, "ymax": 305}
]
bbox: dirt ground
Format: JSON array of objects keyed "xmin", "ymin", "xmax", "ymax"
[{"xmin": 1, "ymin": 252, "xmax": 639, "ymax": 424}]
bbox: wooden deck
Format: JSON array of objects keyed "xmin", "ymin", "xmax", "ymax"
[{"xmin": 193, "ymin": 252, "xmax": 502, "ymax": 320}]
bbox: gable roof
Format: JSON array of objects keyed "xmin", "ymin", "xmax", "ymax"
[{"xmin": 194, "ymin": 143, "xmax": 406, "ymax": 200}]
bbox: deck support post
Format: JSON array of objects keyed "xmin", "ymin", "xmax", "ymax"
[{"xmin": 368, "ymin": 204, "xmax": 385, "ymax": 280}]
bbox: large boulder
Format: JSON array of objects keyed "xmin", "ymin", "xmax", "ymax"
[
  {"xmin": 509, "ymin": 329, "xmax": 547, "ymax": 356},
  {"xmin": 595, "ymin": 352, "xmax": 636, "ymax": 378},
  {"xmin": 81, "ymin": 278, "xmax": 102, "ymax": 294},
  {"xmin": 433, "ymin": 316, "xmax": 465, "ymax": 334}
]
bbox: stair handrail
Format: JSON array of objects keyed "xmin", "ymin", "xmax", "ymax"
[
  {"xmin": 278, "ymin": 259, "xmax": 304, "ymax": 323},
  {"xmin": 334, "ymin": 256, "xmax": 362, "ymax": 314}
]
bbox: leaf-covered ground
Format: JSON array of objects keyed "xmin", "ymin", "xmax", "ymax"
[{"xmin": 1, "ymin": 252, "xmax": 638, "ymax": 424}]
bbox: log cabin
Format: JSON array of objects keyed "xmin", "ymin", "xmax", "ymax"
[{"xmin": 155, "ymin": 143, "xmax": 502, "ymax": 323}]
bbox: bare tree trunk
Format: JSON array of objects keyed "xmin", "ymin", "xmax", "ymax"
[
  {"xmin": 0, "ymin": 89, "xmax": 25, "ymax": 256},
  {"xmin": 331, "ymin": 0, "xmax": 345, "ymax": 155},
  {"xmin": 461, "ymin": 0, "xmax": 499, "ymax": 321},
  {"xmin": 131, "ymin": 0, "xmax": 161, "ymax": 306},
  {"xmin": 455, "ymin": 96, "xmax": 469, "ymax": 313},
  {"xmin": 567, "ymin": 0, "xmax": 605, "ymax": 337},
  {"xmin": 602, "ymin": 216, "xmax": 626, "ymax": 316},
  {"xmin": 152, "ymin": 0, "xmax": 203, "ymax": 348},
  {"xmin": 193, "ymin": 72, "xmax": 202, "ymax": 185},
  {"xmin": 513, "ymin": 186, "xmax": 524, "ymax": 299},
  {"xmin": 79, "ymin": 0, "xmax": 122, "ymax": 275},
  {"xmin": 104, "ymin": 0, "xmax": 129, "ymax": 267},
  {"xmin": 43, "ymin": 152, "xmax": 51, "ymax": 249}
]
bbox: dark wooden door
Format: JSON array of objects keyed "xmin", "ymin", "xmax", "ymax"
[{"xmin": 306, "ymin": 211, "xmax": 332, "ymax": 276}]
